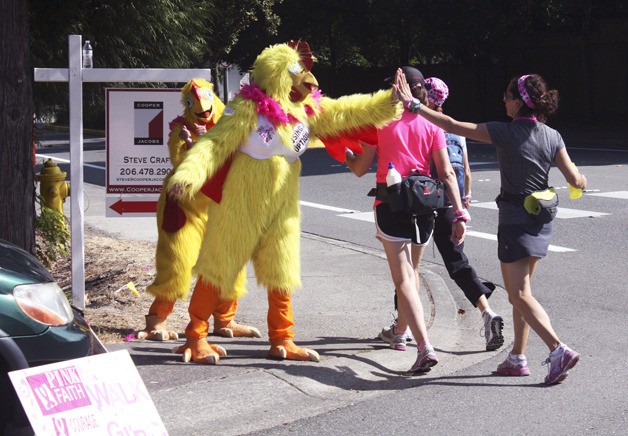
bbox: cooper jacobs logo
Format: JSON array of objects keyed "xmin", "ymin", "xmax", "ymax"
[{"xmin": 134, "ymin": 101, "xmax": 164, "ymax": 145}]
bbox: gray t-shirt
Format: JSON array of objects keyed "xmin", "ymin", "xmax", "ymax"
[{"xmin": 486, "ymin": 120, "xmax": 565, "ymax": 195}]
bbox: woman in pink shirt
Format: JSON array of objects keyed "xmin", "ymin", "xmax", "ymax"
[{"xmin": 346, "ymin": 67, "xmax": 466, "ymax": 373}]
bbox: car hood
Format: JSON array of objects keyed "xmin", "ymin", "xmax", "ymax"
[{"xmin": 0, "ymin": 239, "xmax": 54, "ymax": 294}]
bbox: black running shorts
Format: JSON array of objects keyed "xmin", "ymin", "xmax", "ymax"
[{"xmin": 375, "ymin": 203, "xmax": 435, "ymax": 245}]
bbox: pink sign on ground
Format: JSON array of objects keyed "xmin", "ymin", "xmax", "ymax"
[{"xmin": 9, "ymin": 350, "xmax": 168, "ymax": 435}]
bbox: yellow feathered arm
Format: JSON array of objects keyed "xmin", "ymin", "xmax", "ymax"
[
  {"xmin": 312, "ymin": 89, "xmax": 401, "ymax": 137},
  {"xmin": 311, "ymin": 89, "xmax": 402, "ymax": 162},
  {"xmin": 166, "ymin": 97, "xmax": 257, "ymax": 199},
  {"xmin": 167, "ymin": 124, "xmax": 189, "ymax": 168}
]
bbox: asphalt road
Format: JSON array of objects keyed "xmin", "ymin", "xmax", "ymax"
[{"xmin": 292, "ymin": 142, "xmax": 628, "ymax": 435}]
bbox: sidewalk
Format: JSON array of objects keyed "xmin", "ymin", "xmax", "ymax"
[{"xmin": 81, "ymin": 182, "xmax": 512, "ymax": 434}]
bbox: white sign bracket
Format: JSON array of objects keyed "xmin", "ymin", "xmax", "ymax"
[{"xmin": 34, "ymin": 34, "xmax": 211, "ymax": 308}]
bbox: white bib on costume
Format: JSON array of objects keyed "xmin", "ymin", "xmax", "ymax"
[{"xmin": 240, "ymin": 115, "xmax": 310, "ymax": 163}]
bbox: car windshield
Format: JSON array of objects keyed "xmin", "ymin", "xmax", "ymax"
[{"xmin": 0, "ymin": 239, "xmax": 53, "ymax": 282}]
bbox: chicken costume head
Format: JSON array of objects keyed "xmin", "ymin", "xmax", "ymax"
[
  {"xmin": 181, "ymin": 78, "xmax": 224, "ymax": 129},
  {"xmin": 166, "ymin": 42, "xmax": 402, "ymax": 365},
  {"xmin": 165, "ymin": 79, "xmax": 226, "ymax": 169},
  {"xmin": 251, "ymin": 40, "xmax": 318, "ymax": 104}
]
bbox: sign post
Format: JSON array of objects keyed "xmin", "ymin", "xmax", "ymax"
[{"xmin": 34, "ymin": 34, "xmax": 211, "ymax": 308}]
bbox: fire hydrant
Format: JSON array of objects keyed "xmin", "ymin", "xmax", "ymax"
[{"xmin": 36, "ymin": 159, "xmax": 70, "ymax": 214}]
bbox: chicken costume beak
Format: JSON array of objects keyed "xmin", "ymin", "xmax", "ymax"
[
  {"xmin": 290, "ymin": 64, "xmax": 319, "ymax": 102},
  {"xmin": 190, "ymin": 82, "xmax": 218, "ymax": 123}
]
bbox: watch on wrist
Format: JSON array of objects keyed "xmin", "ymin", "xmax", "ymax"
[{"xmin": 406, "ymin": 98, "xmax": 423, "ymax": 113}]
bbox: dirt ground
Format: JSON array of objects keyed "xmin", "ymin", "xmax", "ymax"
[{"xmin": 48, "ymin": 226, "xmax": 190, "ymax": 344}]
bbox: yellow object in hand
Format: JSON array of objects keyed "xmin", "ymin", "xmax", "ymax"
[{"xmin": 568, "ymin": 162, "xmax": 582, "ymax": 200}]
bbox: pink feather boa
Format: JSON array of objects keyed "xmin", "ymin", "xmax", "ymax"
[{"xmin": 239, "ymin": 83, "xmax": 322, "ymax": 126}]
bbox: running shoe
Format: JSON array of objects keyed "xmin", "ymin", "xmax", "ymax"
[
  {"xmin": 542, "ymin": 344, "xmax": 580, "ymax": 385},
  {"xmin": 380, "ymin": 319, "xmax": 413, "ymax": 343},
  {"xmin": 496, "ymin": 354, "xmax": 531, "ymax": 376},
  {"xmin": 409, "ymin": 345, "xmax": 438, "ymax": 373},
  {"xmin": 482, "ymin": 312, "xmax": 505, "ymax": 351},
  {"xmin": 379, "ymin": 325, "xmax": 407, "ymax": 351}
]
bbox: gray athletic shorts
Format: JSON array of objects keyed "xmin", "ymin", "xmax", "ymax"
[
  {"xmin": 497, "ymin": 222, "xmax": 553, "ymax": 262},
  {"xmin": 497, "ymin": 199, "xmax": 554, "ymax": 262}
]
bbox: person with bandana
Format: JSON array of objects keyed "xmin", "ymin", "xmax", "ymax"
[
  {"xmin": 399, "ymin": 72, "xmax": 587, "ymax": 385},
  {"xmin": 424, "ymin": 77, "xmax": 505, "ymax": 351},
  {"xmin": 346, "ymin": 67, "xmax": 467, "ymax": 374}
]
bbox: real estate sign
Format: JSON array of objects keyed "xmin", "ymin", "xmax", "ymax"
[{"xmin": 106, "ymin": 88, "xmax": 181, "ymax": 216}]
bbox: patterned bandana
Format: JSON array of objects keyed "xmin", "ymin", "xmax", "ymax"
[
  {"xmin": 517, "ymin": 75, "xmax": 536, "ymax": 109},
  {"xmin": 424, "ymin": 77, "xmax": 449, "ymax": 107}
]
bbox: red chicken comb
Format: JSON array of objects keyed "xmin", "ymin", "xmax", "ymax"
[
  {"xmin": 190, "ymin": 80, "xmax": 204, "ymax": 101},
  {"xmin": 288, "ymin": 40, "xmax": 315, "ymax": 71}
]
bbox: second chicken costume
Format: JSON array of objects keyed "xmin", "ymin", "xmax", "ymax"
[
  {"xmin": 138, "ymin": 79, "xmax": 259, "ymax": 341},
  {"xmin": 168, "ymin": 42, "xmax": 402, "ymax": 364}
]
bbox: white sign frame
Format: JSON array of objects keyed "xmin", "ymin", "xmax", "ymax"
[{"xmin": 33, "ymin": 34, "xmax": 211, "ymax": 308}]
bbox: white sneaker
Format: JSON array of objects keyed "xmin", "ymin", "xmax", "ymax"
[
  {"xmin": 482, "ymin": 311, "xmax": 504, "ymax": 351},
  {"xmin": 379, "ymin": 325, "xmax": 407, "ymax": 351}
]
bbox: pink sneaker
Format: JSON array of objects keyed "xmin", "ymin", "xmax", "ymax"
[
  {"xmin": 379, "ymin": 325, "xmax": 408, "ymax": 351},
  {"xmin": 542, "ymin": 344, "xmax": 580, "ymax": 385},
  {"xmin": 496, "ymin": 354, "xmax": 531, "ymax": 376},
  {"xmin": 409, "ymin": 345, "xmax": 438, "ymax": 373}
]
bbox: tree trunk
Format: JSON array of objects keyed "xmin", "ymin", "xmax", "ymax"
[{"xmin": 0, "ymin": 0, "xmax": 35, "ymax": 252}]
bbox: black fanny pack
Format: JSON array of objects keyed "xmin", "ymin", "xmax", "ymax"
[{"xmin": 498, "ymin": 188, "xmax": 559, "ymax": 224}]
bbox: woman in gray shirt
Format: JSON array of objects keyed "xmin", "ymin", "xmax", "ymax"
[{"xmin": 395, "ymin": 71, "xmax": 587, "ymax": 385}]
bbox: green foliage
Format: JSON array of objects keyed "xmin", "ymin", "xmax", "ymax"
[
  {"xmin": 27, "ymin": 0, "xmax": 626, "ymax": 125},
  {"xmin": 29, "ymin": 0, "xmax": 284, "ymax": 128},
  {"xmin": 29, "ymin": 0, "xmax": 216, "ymax": 128},
  {"xmin": 205, "ymin": 0, "xmax": 283, "ymax": 69},
  {"xmin": 272, "ymin": 0, "xmax": 626, "ymax": 69},
  {"xmin": 35, "ymin": 198, "xmax": 70, "ymax": 268}
]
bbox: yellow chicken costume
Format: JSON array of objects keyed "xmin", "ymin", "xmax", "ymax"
[
  {"xmin": 167, "ymin": 41, "xmax": 402, "ymax": 364},
  {"xmin": 137, "ymin": 79, "xmax": 260, "ymax": 341}
]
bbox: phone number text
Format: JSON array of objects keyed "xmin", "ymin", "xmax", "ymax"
[{"xmin": 118, "ymin": 167, "xmax": 171, "ymax": 176}]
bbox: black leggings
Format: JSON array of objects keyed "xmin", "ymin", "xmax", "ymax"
[
  {"xmin": 392, "ymin": 207, "xmax": 494, "ymax": 310},
  {"xmin": 432, "ymin": 207, "xmax": 494, "ymax": 306}
]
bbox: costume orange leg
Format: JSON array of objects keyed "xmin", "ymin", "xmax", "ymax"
[
  {"xmin": 213, "ymin": 299, "xmax": 261, "ymax": 338},
  {"xmin": 267, "ymin": 290, "xmax": 320, "ymax": 362},
  {"xmin": 136, "ymin": 297, "xmax": 178, "ymax": 341},
  {"xmin": 173, "ymin": 280, "xmax": 227, "ymax": 364}
]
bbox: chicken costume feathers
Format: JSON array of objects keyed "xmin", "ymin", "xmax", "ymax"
[
  {"xmin": 137, "ymin": 79, "xmax": 259, "ymax": 342},
  {"xmin": 167, "ymin": 42, "xmax": 402, "ymax": 364}
]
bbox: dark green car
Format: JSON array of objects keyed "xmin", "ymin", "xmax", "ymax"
[{"xmin": 0, "ymin": 238, "xmax": 106, "ymax": 432}]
